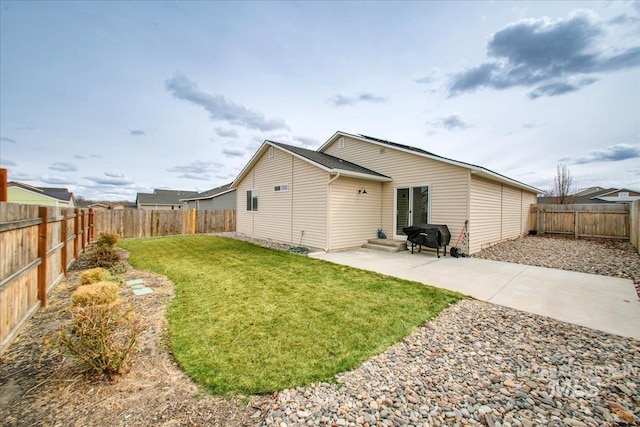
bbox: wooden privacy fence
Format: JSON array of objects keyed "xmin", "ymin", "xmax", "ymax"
[
  {"xmin": 0, "ymin": 203, "xmax": 92, "ymax": 354},
  {"xmin": 531, "ymin": 203, "xmax": 630, "ymax": 240},
  {"xmin": 92, "ymin": 208, "xmax": 235, "ymax": 238}
]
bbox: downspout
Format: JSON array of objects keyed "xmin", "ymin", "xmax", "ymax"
[{"xmin": 326, "ymin": 172, "xmax": 340, "ymax": 251}]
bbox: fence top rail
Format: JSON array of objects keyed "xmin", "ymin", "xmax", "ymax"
[
  {"xmin": 0, "ymin": 217, "xmax": 43, "ymax": 232},
  {"xmin": 533, "ymin": 203, "xmax": 629, "ymax": 213}
]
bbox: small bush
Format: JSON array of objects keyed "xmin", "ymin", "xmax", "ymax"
[
  {"xmin": 108, "ymin": 262, "xmax": 128, "ymax": 276},
  {"xmin": 55, "ymin": 300, "xmax": 143, "ymax": 379},
  {"xmin": 97, "ymin": 233, "xmax": 119, "ymax": 248},
  {"xmin": 86, "ymin": 245, "xmax": 120, "ymax": 268},
  {"xmin": 71, "ymin": 282, "xmax": 119, "ymax": 307},
  {"xmin": 79, "ymin": 268, "xmax": 110, "ymax": 285}
]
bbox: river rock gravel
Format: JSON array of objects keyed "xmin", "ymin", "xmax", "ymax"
[{"xmin": 261, "ymin": 300, "xmax": 639, "ymax": 427}]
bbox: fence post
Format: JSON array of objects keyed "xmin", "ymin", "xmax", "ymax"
[
  {"xmin": 61, "ymin": 209, "xmax": 68, "ymax": 275},
  {"xmin": 0, "ymin": 168, "xmax": 7, "ymax": 202},
  {"xmin": 81, "ymin": 210, "xmax": 86, "ymax": 250},
  {"xmin": 74, "ymin": 208, "xmax": 80, "ymax": 261},
  {"xmin": 191, "ymin": 209, "xmax": 196, "ymax": 234},
  {"xmin": 574, "ymin": 210, "xmax": 578, "ymax": 239},
  {"xmin": 37, "ymin": 206, "xmax": 49, "ymax": 308},
  {"xmin": 89, "ymin": 208, "xmax": 94, "ymax": 243}
]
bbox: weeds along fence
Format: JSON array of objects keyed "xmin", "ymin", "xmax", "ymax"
[
  {"xmin": 92, "ymin": 208, "xmax": 236, "ymax": 238},
  {"xmin": 0, "ymin": 203, "xmax": 92, "ymax": 354},
  {"xmin": 531, "ymin": 203, "xmax": 631, "ymax": 241}
]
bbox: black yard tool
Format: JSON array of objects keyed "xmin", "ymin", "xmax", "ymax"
[{"xmin": 450, "ymin": 220, "xmax": 468, "ymax": 258}]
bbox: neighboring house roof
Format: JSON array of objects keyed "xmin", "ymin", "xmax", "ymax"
[
  {"xmin": 180, "ymin": 183, "xmax": 235, "ymax": 202},
  {"xmin": 136, "ymin": 189, "xmax": 198, "ymax": 206},
  {"xmin": 8, "ymin": 181, "xmax": 75, "ymax": 203},
  {"xmin": 537, "ymin": 187, "xmax": 640, "ymax": 204},
  {"xmin": 319, "ymin": 131, "xmax": 542, "ymax": 193},
  {"xmin": 232, "ymin": 141, "xmax": 392, "ymax": 188}
]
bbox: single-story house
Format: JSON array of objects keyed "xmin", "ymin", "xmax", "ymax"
[
  {"xmin": 538, "ymin": 186, "xmax": 640, "ymax": 204},
  {"xmin": 7, "ymin": 181, "xmax": 76, "ymax": 207},
  {"xmin": 232, "ymin": 131, "xmax": 542, "ymax": 254},
  {"xmin": 136, "ymin": 189, "xmax": 198, "ymax": 210},
  {"xmin": 180, "ymin": 183, "xmax": 236, "ymax": 210}
]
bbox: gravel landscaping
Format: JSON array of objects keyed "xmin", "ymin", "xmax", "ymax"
[
  {"xmin": 262, "ymin": 300, "xmax": 639, "ymax": 426},
  {"xmin": 247, "ymin": 234, "xmax": 640, "ymax": 426}
]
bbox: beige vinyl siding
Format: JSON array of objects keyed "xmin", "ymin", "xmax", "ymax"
[
  {"xmin": 291, "ymin": 157, "xmax": 328, "ymax": 250},
  {"xmin": 502, "ymin": 185, "xmax": 522, "ymax": 239},
  {"xmin": 324, "ymin": 136, "xmax": 469, "ymax": 244},
  {"xmin": 470, "ymin": 176, "xmax": 538, "ymax": 253},
  {"xmin": 328, "ymin": 177, "xmax": 382, "ymax": 250},
  {"xmin": 253, "ymin": 148, "xmax": 294, "ymax": 243},
  {"xmin": 469, "ymin": 176, "xmax": 502, "ymax": 254},
  {"xmin": 522, "ymin": 191, "xmax": 537, "ymax": 234}
]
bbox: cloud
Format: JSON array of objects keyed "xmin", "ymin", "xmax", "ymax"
[
  {"xmin": 327, "ymin": 92, "xmax": 387, "ymax": 106},
  {"xmin": 89, "ymin": 154, "xmax": 102, "ymax": 159},
  {"xmin": 426, "ymin": 114, "xmax": 471, "ymax": 131},
  {"xmin": 130, "ymin": 130, "xmax": 145, "ymax": 136},
  {"xmin": 415, "ymin": 68, "xmax": 442, "ymax": 84},
  {"xmin": 167, "ymin": 160, "xmax": 226, "ymax": 180},
  {"xmin": 1, "ymin": 158, "xmax": 17, "ymax": 166},
  {"xmin": 8, "ymin": 171, "xmax": 35, "ymax": 181},
  {"xmin": 165, "ymin": 72, "xmax": 289, "ymax": 131},
  {"xmin": 222, "ymin": 147, "xmax": 245, "ymax": 157},
  {"xmin": 295, "ymin": 135, "xmax": 318, "ymax": 147},
  {"xmin": 560, "ymin": 143, "xmax": 640, "ymax": 164},
  {"xmin": 215, "ymin": 128, "xmax": 239, "ymax": 139},
  {"xmin": 447, "ymin": 11, "xmax": 640, "ymax": 99},
  {"xmin": 39, "ymin": 175, "xmax": 76, "ymax": 185},
  {"xmin": 1, "ymin": 137, "xmax": 17, "ymax": 143},
  {"xmin": 505, "ymin": 120, "xmax": 544, "ymax": 136},
  {"xmin": 74, "ymin": 154, "xmax": 86, "ymax": 160},
  {"xmin": 104, "ymin": 172, "xmax": 125, "ymax": 178},
  {"xmin": 84, "ymin": 173, "xmax": 134, "ymax": 186},
  {"xmin": 49, "ymin": 162, "xmax": 77, "ymax": 172}
]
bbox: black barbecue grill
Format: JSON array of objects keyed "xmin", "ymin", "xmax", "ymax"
[{"xmin": 402, "ymin": 224, "xmax": 451, "ymax": 258}]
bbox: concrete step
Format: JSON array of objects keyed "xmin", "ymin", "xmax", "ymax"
[
  {"xmin": 362, "ymin": 240, "xmax": 407, "ymax": 253},
  {"xmin": 366, "ymin": 238, "xmax": 406, "ymax": 249}
]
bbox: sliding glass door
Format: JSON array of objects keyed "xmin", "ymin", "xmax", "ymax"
[{"xmin": 395, "ymin": 186, "xmax": 430, "ymax": 236}]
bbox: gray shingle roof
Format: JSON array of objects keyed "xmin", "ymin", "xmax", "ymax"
[
  {"xmin": 181, "ymin": 183, "xmax": 233, "ymax": 201},
  {"xmin": 136, "ymin": 189, "xmax": 198, "ymax": 205},
  {"xmin": 269, "ymin": 141, "xmax": 390, "ymax": 179}
]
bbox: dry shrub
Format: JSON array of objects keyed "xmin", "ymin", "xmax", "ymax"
[
  {"xmin": 97, "ymin": 233, "xmax": 119, "ymax": 248},
  {"xmin": 86, "ymin": 245, "xmax": 120, "ymax": 268},
  {"xmin": 79, "ymin": 268, "xmax": 110, "ymax": 285},
  {"xmin": 71, "ymin": 282, "xmax": 119, "ymax": 307},
  {"xmin": 56, "ymin": 300, "xmax": 143, "ymax": 379}
]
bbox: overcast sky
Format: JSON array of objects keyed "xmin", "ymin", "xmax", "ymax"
[{"xmin": 1, "ymin": 1, "xmax": 639, "ymax": 201}]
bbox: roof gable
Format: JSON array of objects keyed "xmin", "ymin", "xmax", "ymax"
[
  {"xmin": 8, "ymin": 181, "xmax": 74, "ymax": 202},
  {"xmin": 136, "ymin": 189, "xmax": 198, "ymax": 205},
  {"xmin": 319, "ymin": 131, "xmax": 542, "ymax": 193},
  {"xmin": 231, "ymin": 140, "xmax": 392, "ymax": 188}
]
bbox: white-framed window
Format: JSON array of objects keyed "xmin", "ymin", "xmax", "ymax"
[
  {"xmin": 268, "ymin": 147, "xmax": 274, "ymax": 158},
  {"xmin": 246, "ymin": 189, "xmax": 258, "ymax": 211},
  {"xmin": 338, "ymin": 137, "xmax": 345, "ymax": 149},
  {"xmin": 274, "ymin": 184, "xmax": 289, "ymax": 192}
]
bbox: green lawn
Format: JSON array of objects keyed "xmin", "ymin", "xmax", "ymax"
[{"xmin": 119, "ymin": 235, "xmax": 463, "ymax": 394}]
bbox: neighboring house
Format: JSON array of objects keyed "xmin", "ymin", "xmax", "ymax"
[
  {"xmin": 538, "ymin": 187, "xmax": 640, "ymax": 204},
  {"xmin": 232, "ymin": 131, "xmax": 541, "ymax": 254},
  {"xmin": 136, "ymin": 189, "xmax": 198, "ymax": 210},
  {"xmin": 180, "ymin": 183, "xmax": 236, "ymax": 210},
  {"xmin": 7, "ymin": 181, "xmax": 76, "ymax": 207}
]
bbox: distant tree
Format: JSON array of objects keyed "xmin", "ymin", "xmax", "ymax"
[{"xmin": 547, "ymin": 164, "xmax": 575, "ymax": 204}]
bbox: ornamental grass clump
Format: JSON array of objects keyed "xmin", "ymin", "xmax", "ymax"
[
  {"xmin": 79, "ymin": 267, "xmax": 110, "ymax": 285},
  {"xmin": 71, "ymin": 282, "xmax": 119, "ymax": 306},
  {"xmin": 55, "ymin": 280, "xmax": 143, "ymax": 380}
]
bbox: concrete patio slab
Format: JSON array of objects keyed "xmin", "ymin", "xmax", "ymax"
[{"xmin": 309, "ymin": 249, "xmax": 640, "ymax": 340}]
